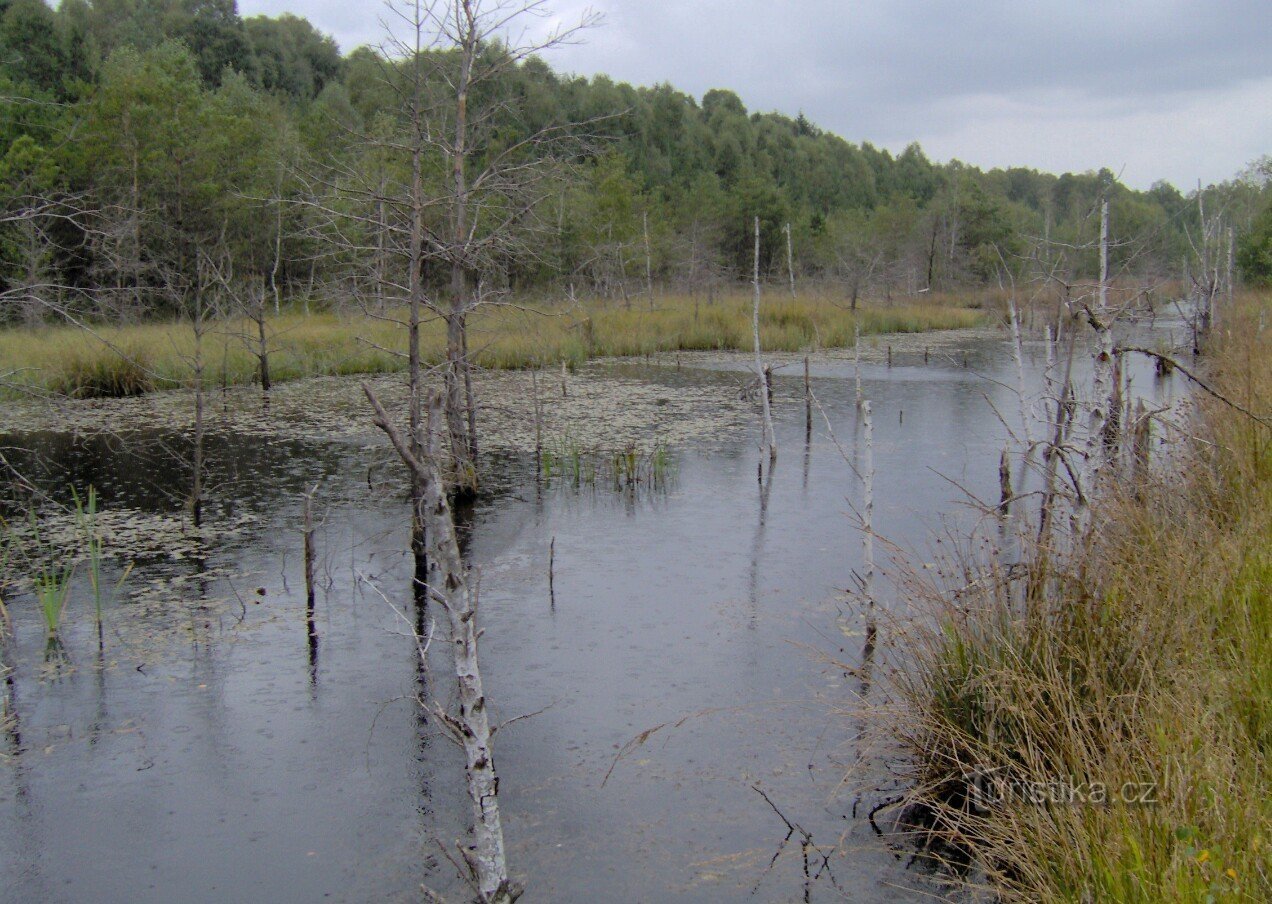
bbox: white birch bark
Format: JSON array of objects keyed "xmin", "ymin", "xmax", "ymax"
[
  {"xmin": 1079, "ymin": 199, "xmax": 1115, "ymax": 531},
  {"xmin": 362, "ymin": 386, "xmax": 520, "ymax": 904},
  {"xmin": 854, "ymin": 321, "xmax": 863, "ymax": 411}
]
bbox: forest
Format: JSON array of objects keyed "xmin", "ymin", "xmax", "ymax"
[{"xmin": 1, "ymin": 0, "xmax": 1269, "ymax": 329}]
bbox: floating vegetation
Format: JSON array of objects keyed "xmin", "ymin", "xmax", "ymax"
[
  {"xmin": 0, "ymin": 359, "xmax": 758, "ymax": 455},
  {"xmin": 3, "ymin": 508, "xmax": 261, "ymax": 568}
]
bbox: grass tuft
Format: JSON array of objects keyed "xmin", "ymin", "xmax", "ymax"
[{"xmin": 890, "ymin": 293, "xmax": 1272, "ymax": 902}]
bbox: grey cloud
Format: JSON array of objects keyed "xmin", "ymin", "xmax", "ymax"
[{"xmin": 239, "ymin": 0, "xmax": 1272, "ymax": 187}]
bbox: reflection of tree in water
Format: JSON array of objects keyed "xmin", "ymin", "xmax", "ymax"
[{"xmin": 747, "ymin": 460, "xmax": 775, "ymax": 632}]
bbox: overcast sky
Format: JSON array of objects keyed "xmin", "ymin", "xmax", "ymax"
[{"xmin": 239, "ymin": 0, "xmax": 1271, "ymax": 190}]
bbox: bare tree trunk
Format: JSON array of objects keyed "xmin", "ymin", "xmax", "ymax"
[
  {"xmin": 784, "ymin": 221, "xmax": 795, "ymax": 297},
  {"xmin": 1224, "ymin": 225, "xmax": 1234, "ymax": 328},
  {"xmin": 255, "ymin": 285, "xmax": 271, "ymax": 393},
  {"xmin": 854, "ymin": 320, "xmax": 862, "ymax": 410},
  {"xmin": 1080, "ymin": 199, "xmax": 1114, "ymax": 532},
  {"xmin": 998, "ymin": 447, "xmax": 1012, "ymax": 515},
  {"xmin": 363, "ymin": 385, "xmax": 520, "ymax": 904},
  {"xmin": 643, "ymin": 210, "xmax": 653, "ymax": 306},
  {"xmin": 302, "ymin": 484, "xmax": 317, "ymax": 615},
  {"xmin": 861, "ymin": 400, "xmax": 874, "ymax": 601},
  {"xmin": 446, "ymin": 2, "xmax": 479, "ymax": 490},
  {"xmin": 752, "ymin": 216, "xmax": 776, "ymax": 464},
  {"xmin": 407, "ymin": 73, "xmax": 429, "ymax": 584},
  {"xmin": 271, "ymin": 187, "xmax": 283, "ymax": 316},
  {"xmin": 190, "ymin": 290, "xmax": 206, "ymax": 529}
]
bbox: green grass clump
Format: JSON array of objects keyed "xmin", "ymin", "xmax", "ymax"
[
  {"xmin": 49, "ymin": 341, "xmax": 157, "ymax": 398},
  {"xmin": 34, "ymin": 559, "xmax": 74, "ymax": 640},
  {"xmin": 892, "ymin": 293, "xmax": 1272, "ymax": 902}
]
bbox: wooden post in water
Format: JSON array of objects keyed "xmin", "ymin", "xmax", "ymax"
[
  {"xmin": 998, "ymin": 448, "xmax": 1012, "ymax": 515},
  {"xmin": 548, "ymin": 536, "xmax": 555, "ymax": 610},
  {"xmin": 303, "ymin": 485, "xmax": 317, "ymax": 615},
  {"xmin": 803, "ymin": 355, "xmax": 811, "ymax": 438},
  {"xmin": 1132, "ymin": 400, "xmax": 1151, "ymax": 491},
  {"xmin": 302, "ymin": 482, "xmax": 319, "ymax": 678},
  {"xmin": 531, "ymin": 369, "xmax": 542, "ymax": 466}
]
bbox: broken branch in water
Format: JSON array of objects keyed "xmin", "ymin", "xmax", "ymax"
[{"xmin": 1117, "ymin": 345, "xmax": 1272, "ymax": 428}]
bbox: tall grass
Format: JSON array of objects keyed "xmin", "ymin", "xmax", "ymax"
[
  {"xmin": 891, "ymin": 295, "xmax": 1272, "ymax": 902},
  {"xmin": 0, "ymin": 290, "xmax": 989, "ymax": 399}
]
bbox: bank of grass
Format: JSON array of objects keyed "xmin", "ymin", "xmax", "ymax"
[
  {"xmin": 895, "ymin": 294, "xmax": 1271, "ymax": 902},
  {"xmin": 0, "ymin": 289, "xmax": 990, "ymax": 398}
]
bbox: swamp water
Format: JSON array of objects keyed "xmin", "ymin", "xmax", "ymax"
[{"xmin": 0, "ymin": 320, "xmax": 1184, "ymax": 903}]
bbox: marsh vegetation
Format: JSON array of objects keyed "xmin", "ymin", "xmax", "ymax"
[{"xmin": 0, "ymin": 0, "xmax": 1268, "ymax": 902}]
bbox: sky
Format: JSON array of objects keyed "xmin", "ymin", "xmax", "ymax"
[{"xmin": 238, "ymin": 0, "xmax": 1272, "ymax": 191}]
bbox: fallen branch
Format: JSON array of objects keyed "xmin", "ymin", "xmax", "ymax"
[{"xmin": 1118, "ymin": 345, "xmax": 1272, "ymax": 428}]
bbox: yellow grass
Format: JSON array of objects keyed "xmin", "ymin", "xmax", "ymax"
[{"xmin": 0, "ymin": 290, "xmax": 990, "ymax": 398}]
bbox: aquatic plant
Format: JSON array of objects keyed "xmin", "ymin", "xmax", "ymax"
[
  {"xmin": 539, "ymin": 432, "xmax": 675, "ymax": 491},
  {"xmin": 33, "ymin": 559, "xmax": 74, "ymax": 641}
]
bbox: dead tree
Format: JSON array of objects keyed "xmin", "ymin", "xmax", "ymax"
[
  {"xmin": 861, "ymin": 400, "xmax": 874, "ymax": 601},
  {"xmin": 752, "ymin": 216, "xmax": 776, "ymax": 464},
  {"xmin": 363, "ymin": 385, "xmax": 520, "ymax": 903},
  {"xmin": 391, "ymin": 0, "xmax": 601, "ymax": 493},
  {"xmin": 642, "ymin": 209, "xmax": 654, "ymax": 304},
  {"xmin": 783, "ymin": 221, "xmax": 796, "ymax": 297}
]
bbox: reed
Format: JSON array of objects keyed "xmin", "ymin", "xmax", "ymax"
[
  {"xmin": 0, "ymin": 291, "xmax": 988, "ymax": 399},
  {"xmin": 890, "ymin": 293, "xmax": 1272, "ymax": 902},
  {"xmin": 34, "ymin": 559, "xmax": 74, "ymax": 641}
]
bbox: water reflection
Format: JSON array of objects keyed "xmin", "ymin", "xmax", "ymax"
[{"xmin": 0, "ymin": 317, "xmax": 1185, "ymax": 902}]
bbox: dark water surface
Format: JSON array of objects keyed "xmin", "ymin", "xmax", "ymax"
[{"xmin": 0, "ymin": 323, "xmax": 1183, "ymax": 903}]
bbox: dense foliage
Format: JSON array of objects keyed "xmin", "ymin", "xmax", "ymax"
[{"xmin": 0, "ymin": 0, "xmax": 1268, "ymax": 322}]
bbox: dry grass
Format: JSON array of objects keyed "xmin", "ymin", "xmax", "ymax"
[
  {"xmin": 890, "ymin": 293, "xmax": 1272, "ymax": 902},
  {"xmin": 0, "ymin": 290, "xmax": 989, "ymax": 398}
]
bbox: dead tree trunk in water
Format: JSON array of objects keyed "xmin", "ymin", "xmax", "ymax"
[
  {"xmin": 861, "ymin": 400, "xmax": 874, "ymax": 602},
  {"xmin": 189, "ymin": 281, "xmax": 208, "ymax": 529},
  {"xmin": 853, "ymin": 321, "xmax": 863, "ymax": 410},
  {"xmin": 363, "ymin": 385, "xmax": 520, "ymax": 904},
  {"xmin": 752, "ymin": 216, "xmax": 776, "ymax": 464}
]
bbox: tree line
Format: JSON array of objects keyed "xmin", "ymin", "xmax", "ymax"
[{"xmin": 1, "ymin": 0, "xmax": 1269, "ymax": 330}]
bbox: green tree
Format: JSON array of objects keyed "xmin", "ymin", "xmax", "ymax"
[{"xmin": 1237, "ymin": 198, "xmax": 1272, "ymax": 286}]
